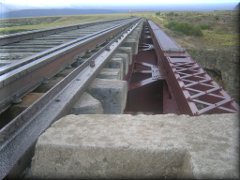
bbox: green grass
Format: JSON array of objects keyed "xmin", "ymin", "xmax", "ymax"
[
  {"xmin": 203, "ymin": 30, "xmax": 238, "ymax": 46},
  {"xmin": 166, "ymin": 21, "xmax": 203, "ymax": 36},
  {"xmin": 153, "ymin": 10, "xmax": 238, "ymax": 48},
  {"xmin": 199, "ymin": 24, "xmax": 210, "ymax": 30}
]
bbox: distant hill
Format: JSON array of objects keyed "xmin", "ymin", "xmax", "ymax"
[
  {"xmin": 2, "ymin": 9, "xmax": 120, "ymax": 19},
  {"xmin": 0, "ymin": 2, "xmax": 238, "ymax": 19}
]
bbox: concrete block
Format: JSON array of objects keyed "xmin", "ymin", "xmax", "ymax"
[
  {"xmin": 120, "ymin": 21, "xmax": 143, "ymax": 57},
  {"xmin": 113, "ymin": 53, "xmax": 129, "ymax": 75},
  {"xmin": 97, "ymin": 68, "xmax": 121, "ymax": 80},
  {"xmin": 117, "ymin": 47, "xmax": 133, "ymax": 64},
  {"xmin": 30, "ymin": 113, "xmax": 239, "ymax": 179},
  {"xmin": 123, "ymin": 39, "xmax": 138, "ymax": 55},
  {"xmin": 71, "ymin": 92, "xmax": 103, "ymax": 114},
  {"xmin": 105, "ymin": 57, "xmax": 124, "ymax": 80},
  {"xmin": 87, "ymin": 78, "xmax": 128, "ymax": 114}
]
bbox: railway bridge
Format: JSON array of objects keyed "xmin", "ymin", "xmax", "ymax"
[{"xmin": 0, "ymin": 18, "xmax": 238, "ymax": 179}]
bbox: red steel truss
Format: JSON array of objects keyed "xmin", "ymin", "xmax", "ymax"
[{"xmin": 148, "ymin": 20, "xmax": 239, "ymax": 115}]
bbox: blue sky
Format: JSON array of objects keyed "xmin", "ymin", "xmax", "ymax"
[{"xmin": 0, "ymin": 0, "xmax": 239, "ymax": 10}]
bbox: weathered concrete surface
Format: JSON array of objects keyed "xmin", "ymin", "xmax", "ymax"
[
  {"xmin": 113, "ymin": 53, "xmax": 129, "ymax": 75},
  {"xmin": 87, "ymin": 78, "xmax": 128, "ymax": 114},
  {"xmin": 121, "ymin": 21, "xmax": 143, "ymax": 55},
  {"xmin": 31, "ymin": 113, "xmax": 239, "ymax": 179},
  {"xmin": 105, "ymin": 57, "xmax": 124, "ymax": 79},
  {"xmin": 117, "ymin": 47, "xmax": 133, "ymax": 64},
  {"xmin": 97, "ymin": 68, "xmax": 121, "ymax": 80},
  {"xmin": 123, "ymin": 38, "xmax": 138, "ymax": 55},
  {"xmin": 71, "ymin": 92, "xmax": 103, "ymax": 114}
]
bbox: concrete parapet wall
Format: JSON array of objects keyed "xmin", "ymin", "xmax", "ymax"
[{"xmin": 31, "ymin": 113, "xmax": 239, "ymax": 179}]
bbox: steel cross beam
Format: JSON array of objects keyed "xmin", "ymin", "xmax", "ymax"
[
  {"xmin": 129, "ymin": 61, "xmax": 164, "ymax": 90},
  {"xmin": 148, "ymin": 20, "xmax": 239, "ymax": 115}
]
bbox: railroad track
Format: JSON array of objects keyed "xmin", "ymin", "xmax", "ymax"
[
  {"xmin": 0, "ymin": 17, "xmax": 142, "ymax": 178},
  {"xmin": 0, "ymin": 18, "xmax": 131, "ymax": 54},
  {"xmin": 0, "ymin": 18, "xmax": 137, "ymax": 114},
  {"xmin": 0, "ymin": 18, "xmax": 135, "ymax": 77}
]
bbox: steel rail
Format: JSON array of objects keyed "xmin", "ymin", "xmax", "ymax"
[
  {"xmin": 0, "ymin": 18, "xmax": 132, "ymax": 46},
  {"xmin": 0, "ymin": 20, "xmax": 131, "ymax": 75},
  {"xmin": 148, "ymin": 20, "xmax": 238, "ymax": 115},
  {"xmin": 0, "ymin": 18, "xmax": 138, "ymax": 113},
  {"xmin": 0, "ymin": 18, "xmax": 142, "ymax": 179}
]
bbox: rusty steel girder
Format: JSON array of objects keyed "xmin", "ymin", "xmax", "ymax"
[
  {"xmin": 148, "ymin": 20, "xmax": 239, "ymax": 115},
  {"xmin": 125, "ymin": 23, "xmax": 165, "ymax": 114}
]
